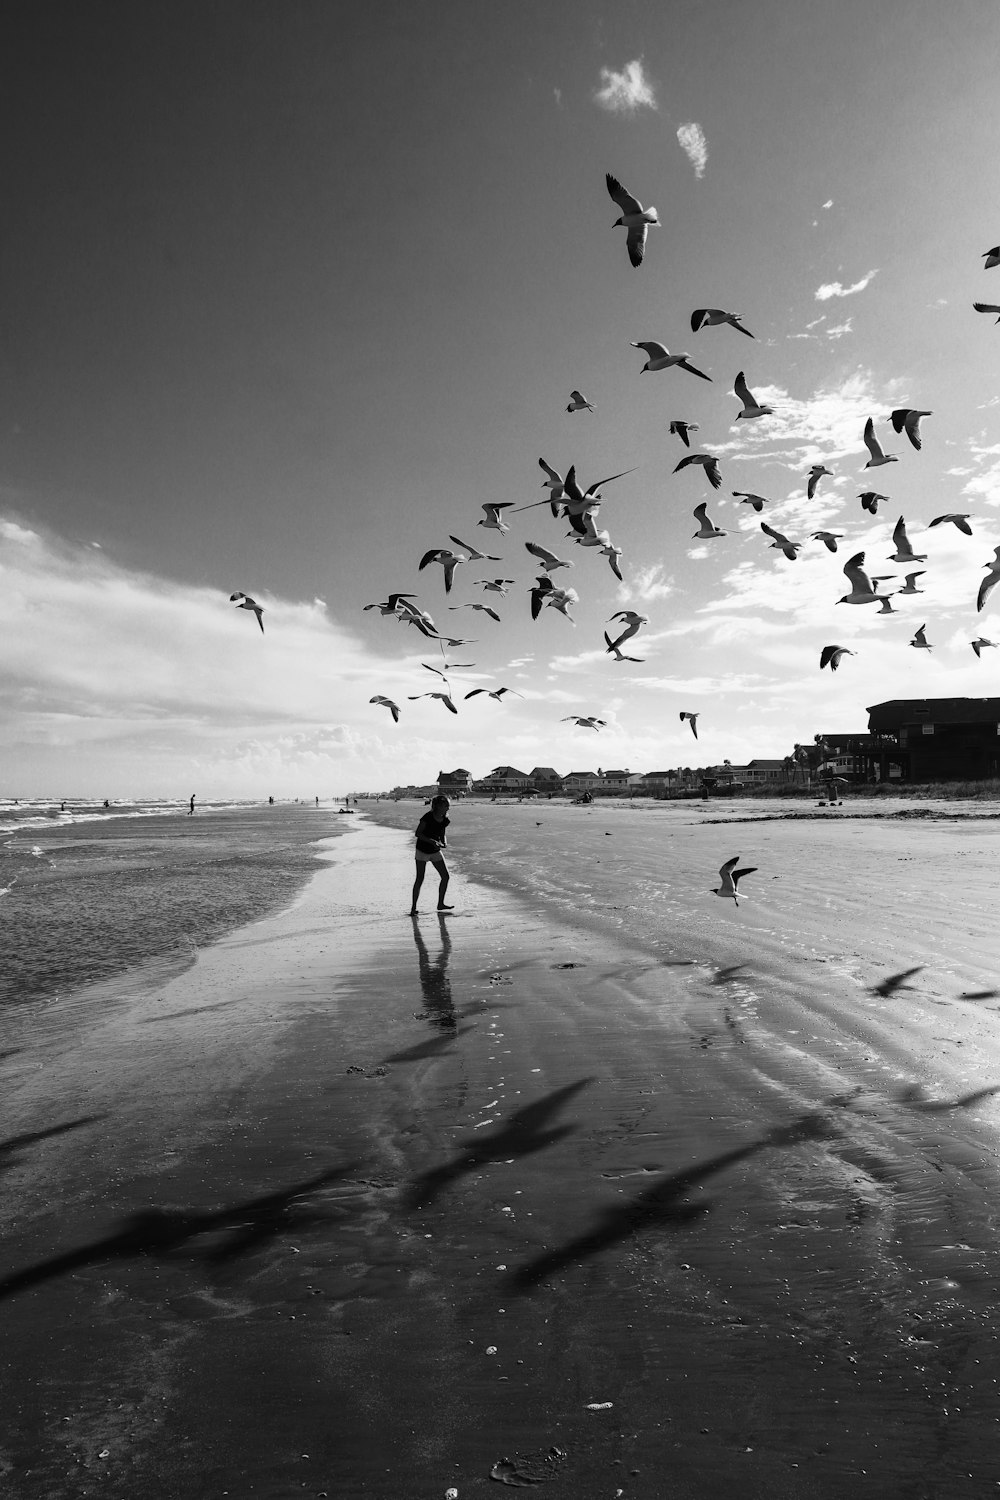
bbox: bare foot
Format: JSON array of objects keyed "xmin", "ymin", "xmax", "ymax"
[
  {"xmin": 409, "ymin": 908, "xmax": 419, "ymax": 916},
  {"xmin": 437, "ymin": 904, "xmax": 455, "ymax": 911}
]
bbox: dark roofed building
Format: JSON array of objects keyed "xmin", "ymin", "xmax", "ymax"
[{"xmin": 867, "ymin": 699, "xmax": 1000, "ymax": 781}]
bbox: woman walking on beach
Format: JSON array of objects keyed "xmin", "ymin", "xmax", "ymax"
[{"xmin": 411, "ymin": 795, "xmax": 453, "ymax": 913}]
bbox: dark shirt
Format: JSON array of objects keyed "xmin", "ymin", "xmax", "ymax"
[{"xmin": 415, "ymin": 811, "xmax": 449, "ymax": 855}]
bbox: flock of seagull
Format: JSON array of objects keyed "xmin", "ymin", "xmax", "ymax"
[{"xmin": 229, "ymin": 177, "xmax": 1000, "ymax": 744}]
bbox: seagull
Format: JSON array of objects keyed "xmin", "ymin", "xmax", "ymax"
[
  {"xmin": 909, "ymin": 623, "xmax": 932, "ymax": 651},
  {"xmin": 449, "ymin": 534, "xmax": 502, "ymax": 561},
  {"xmin": 448, "ymin": 602, "xmax": 501, "ymax": 622},
  {"xmin": 230, "ymin": 591, "xmax": 264, "ymax": 632},
  {"xmin": 761, "ymin": 520, "xmax": 800, "ymax": 560},
  {"xmin": 465, "ymin": 687, "xmax": 523, "ymax": 701},
  {"xmin": 732, "ymin": 491, "xmax": 769, "ymax": 512},
  {"xmin": 369, "ymin": 695, "xmax": 400, "ymax": 722},
  {"xmin": 713, "ymin": 856, "xmax": 757, "ymax": 906},
  {"xmin": 977, "ymin": 546, "xmax": 1000, "ymax": 612},
  {"xmin": 407, "ymin": 691, "xmax": 459, "ymax": 714},
  {"xmin": 889, "ymin": 409, "xmax": 931, "ymax": 450},
  {"xmin": 820, "ymin": 645, "xmax": 855, "ymax": 672},
  {"xmin": 600, "ymin": 541, "xmax": 624, "ymax": 581},
  {"xmin": 669, "ymin": 420, "xmax": 699, "ymax": 447},
  {"xmin": 606, "ymin": 172, "xmax": 660, "ymax": 268},
  {"xmin": 858, "ymin": 491, "xmax": 888, "ymax": 515},
  {"xmin": 479, "ymin": 503, "xmax": 515, "ymax": 533},
  {"xmin": 875, "ymin": 594, "xmax": 898, "ymax": 614},
  {"xmin": 538, "ymin": 457, "xmax": 567, "ymax": 511},
  {"xmin": 631, "ymin": 341, "xmax": 712, "ymax": 381},
  {"xmin": 838, "ymin": 551, "xmax": 880, "ymax": 605},
  {"xmin": 562, "ymin": 715, "xmax": 606, "ymax": 729},
  {"xmin": 811, "ymin": 531, "xmax": 843, "ymax": 552},
  {"xmin": 478, "ymin": 578, "xmax": 515, "ymax": 594},
  {"xmin": 691, "ymin": 308, "xmax": 755, "ymax": 338},
  {"xmin": 525, "ymin": 540, "xmax": 573, "ymax": 573},
  {"xmin": 567, "ymin": 390, "xmax": 595, "ymax": 412},
  {"xmin": 972, "ymin": 637, "xmax": 998, "ymax": 657},
  {"xmin": 733, "ymin": 371, "xmax": 773, "ymax": 419},
  {"xmin": 363, "ymin": 592, "xmax": 421, "ymax": 617},
  {"xmin": 674, "ymin": 452, "xmax": 722, "ymax": 489},
  {"xmin": 604, "ymin": 630, "xmax": 644, "ymax": 662},
  {"xmin": 973, "ymin": 301, "xmax": 1000, "ymax": 322},
  {"xmin": 897, "ymin": 571, "xmax": 925, "ymax": 594},
  {"xmin": 889, "ymin": 516, "xmax": 926, "ymax": 564},
  {"xmin": 517, "ymin": 461, "xmax": 635, "ymax": 518},
  {"xmin": 419, "ymin": 547, "xmax": 467, "ymax": 593},
  {"xmin": 530, "ymin": 576, "xmax": 578, "ymax": 622},
  {"xmin": 693, "ymin": 502, "xmax": 726, "ymax": 538},
  {"xmin": 983, "ymin": 247, "xmax": 1000, "ymax": 269},
  {"xmin": 863, "ymin": 417, "xmax": 897, "ymax": 468},
  {"xmin": 929, "ymin": 514, "xmax": 973, "ymax": 535},
  {"xmin": 807, "ymin": 465, "xmax": 833, "ymax": 499},
  {"xmin": 679, "ymin": 711, "xmax": 699, "ymax": 738},
  {"xmin": 422, "ymin": 660, "xmax": 474, "ymax": 678},
  {"xmin": 606, "ymin": 611, "xmax": 647, "ymax": 652}
]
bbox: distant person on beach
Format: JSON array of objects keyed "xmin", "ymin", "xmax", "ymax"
[
  {"xmin": 411, "ymin": 795, "xmax": 453, "ymax": 914},
  {"xmin": 188, "ymin": 794, "xmax": 196, "ymax": 816}
]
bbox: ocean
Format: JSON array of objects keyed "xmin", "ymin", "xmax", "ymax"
[{"xmin": 0, "ymin": 799, "xmax": 347, "ymax": 1010}]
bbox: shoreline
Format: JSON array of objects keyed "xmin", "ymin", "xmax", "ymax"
[{"xmin": 3, "ymin": 812, "xmax": 1000, "ymax": 1496}]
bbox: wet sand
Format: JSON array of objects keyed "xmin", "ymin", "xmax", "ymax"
[{"xmin": 3, "ymin": 804, "xmax": 1000, "ymax": 1498}]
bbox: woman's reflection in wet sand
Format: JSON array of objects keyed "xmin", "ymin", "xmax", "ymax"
[{"xmin": 410, "ymin": 913, "xmax": 456, "ymax": 1030}]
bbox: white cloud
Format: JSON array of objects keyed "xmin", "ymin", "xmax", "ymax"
[
  {"xmin": 594, "ymin": 60, "xmax": 656, "ymax": 114},
  {"xmin": 822, "ymin": 199, "xmax": 834, "ymax": 209},
  {"xmin": 676, "ymin": 122, "xmax": 707, "ymax": 178},
  {"xmin": 825, "ymin": 319, "xmax": 853, "ymax": 339},
  {"xmin": 815, "ymin": 270, "xmax": 879, "ymax": 301},
  {"xmin": 615, "ymin": 561, "xmax": 673, "ymax": 605}
]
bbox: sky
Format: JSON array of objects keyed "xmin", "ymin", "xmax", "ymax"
[{"xmin": 4, "ymin": 0, "xmax": 1000, "ymax": 797}]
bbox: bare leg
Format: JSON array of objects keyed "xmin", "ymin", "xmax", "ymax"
[
  {"xmin": 411, "ymin": 861, "xmax": 426, "ymax": 914},
  {"xmin": 435, "ymin": 857, "xmax": 452, "ymax": 910}
]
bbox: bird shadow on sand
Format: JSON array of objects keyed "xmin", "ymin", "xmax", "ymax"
[
  {"xmin": 405, "ymin": 1079, "xmax": 593, "ymax": 1210},
  {"xmin": 508, "ymin": 1112, "xmax": 838, "ymax": 1291},
  {"xmin": 0, "ymin": 1114, "xmax": 107, "ymax": 1178},
  {"xmin": 382, "ymin": 1027, "xmax": 476, "ymax": 1064},
  {"xmin": 0, "ymin": 1163, "xmax": 357, "ymax": 1303},
  {"xmin": 894, "ymin": 1082, "xmax": 1000, "ymax": 1113},
  {"xmin": 869, "ymin": 966, "xmax": 925, "ymax": 997}
]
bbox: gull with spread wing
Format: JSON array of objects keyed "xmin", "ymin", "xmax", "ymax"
[
  {"xmin": 691, "ymin": 308, "xmax": 755, "ymax": 338},
  {"xmin": 606, "ymin": 173, "xmax": 660, "ymax": 268},
  {"xmin": 674, "ymin": 452, "xmax": 722, "ymax": 489},
  {"xmin": 889, "ymin": 409, "xmax": 931, "ymax": 450},
  {"xmin": 669, "ymin": 420, "xmax": 699, "ymax": 447},
  {"xmin": 230, "ymin": 591, "xmax": 265, "ymax": 633},
  {"xmin": 713, "ymin": 856, "xmax": 757, "ymax": 906},
  {"xmin": 733, "ymin": 371, "xmax": 773, "ymax": 419},
  {"xmin": 631, "ymin": 341, "xmax": 711, "ymax": 381}
]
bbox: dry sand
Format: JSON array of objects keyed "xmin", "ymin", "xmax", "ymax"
[{"xmin": 3, "ymin": 800, "xmax": 1000, "ymax": 1498}]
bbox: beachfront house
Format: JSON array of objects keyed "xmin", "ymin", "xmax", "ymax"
[
  {"xmin": 528, "ymin": 767, "xmax": 563, "ymax": 794},
  {"xmin": 741, "ymin": 759, "xmax": 788, "ymax": 786},
  {"xmin": 814, "ymin": 733, "xmax": 881, "ymax": 784},
  {"xmin": 437, "ymin": 768, "xmax": 474, "ymax": 797},
  {"xmin": 562, "ymin": 770, "xmax": 604, "ymax": 796},
  {"xmin": 474, "ymin": 765, "xmax": 533, "ymax": 796},
  {"xmin": 867, "ymin": 698, "xmax": 1000, "ymax": 781},
  {"xmin": 601, "ymin": 768, "xmax": 631, "ymax": 791}
]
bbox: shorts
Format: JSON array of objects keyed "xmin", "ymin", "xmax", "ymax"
[{"xmin": 415, "ymin": 848, "xmax": 445, "ymax": 864}]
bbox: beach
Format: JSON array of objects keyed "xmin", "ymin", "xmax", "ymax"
[{"xmin": 3, "ymin": 799, "xmax": 1000, "ymax": 1498}]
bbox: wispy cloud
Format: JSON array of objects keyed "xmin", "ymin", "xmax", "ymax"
[
  {"xmin": 594, "ymin": 60, "xmax": 656, "ymax": 114},
  {"xmin": 815, "ymin": 269, "xmax": 878, "ymax": 301},
  {"xmin": 676, "ymin": 122, "xmax": 707, "ymax": 178},
  {"xmin": 616, "ymin": 561, "xmax": 673, "ymax": 605},
  {"xmin": 825, "ymin": 318, "xmax": 853, "ymax": 339}
]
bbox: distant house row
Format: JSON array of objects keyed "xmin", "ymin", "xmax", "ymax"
[
  {"xmin": 418, "ymin": 761, "xmax": 795, "ymax": 799},
  {"xmin": 382, "ymin": 701, "xmax": 1000, "ymax": 800}
]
